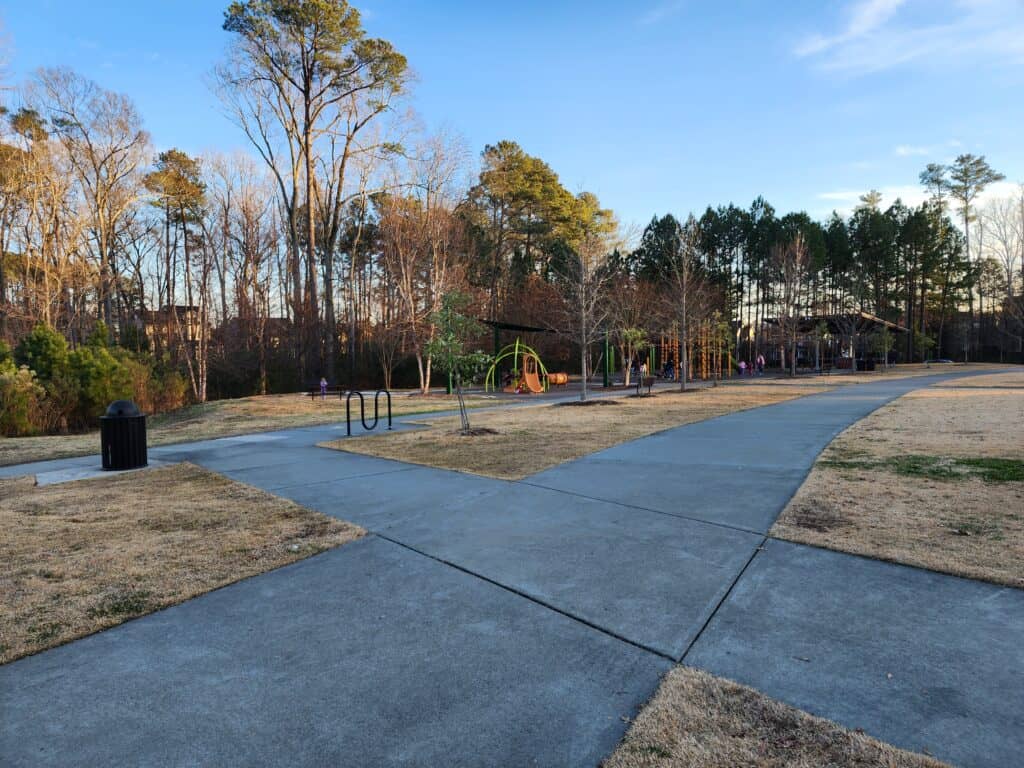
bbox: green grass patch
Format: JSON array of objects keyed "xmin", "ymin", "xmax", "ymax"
[
  {"xmin": 88, "ymin": 588, "xmax": 153, "ymax": 618},
  {"xmin": 820, "ymin": 455, "xmax": 1024, "ymax": 483},
  {"xmin": 955, "ymin": 458, "xmax": 1024, "ymax": 482},
  {"xmin": 28, "ymin": 622, "xmax": 63, "ymax": 643}
]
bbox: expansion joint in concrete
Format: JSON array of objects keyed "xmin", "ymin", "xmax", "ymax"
[
  {"xmin": 516, "ymin": 480, "xmax": 765, "ymax": 538},
  {"xmin": 679, "ymin": 535, "xmax": 767, "ymax": 663},
  {"xmin": 371, "ymin": 532, "xmax": 678, "ymax": 663}
]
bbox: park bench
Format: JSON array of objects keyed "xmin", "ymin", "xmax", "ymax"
[
  {"xmin": 308, "ymin": 387, "xmax": 345, "ymax": 400},
  {"xmin": 635, "ymin": 376, "xmax": 656, "ymax": 396}
]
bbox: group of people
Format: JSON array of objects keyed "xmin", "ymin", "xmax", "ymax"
[
  {"xmin": 737, "ymin": 355, "xmax": 765, "ymax": 376},
  {"xmin": 635, "ymin": 357, "xmax": 682, "ymax": 380}
]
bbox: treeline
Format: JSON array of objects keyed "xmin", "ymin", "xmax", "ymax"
[
  {"xmin": 1, "ymin": 1, "xmax": 1022, "ymax": 436},
  {"xmin": 675, "ymin": 170, "xmax": 1022, "ymax": 364}
]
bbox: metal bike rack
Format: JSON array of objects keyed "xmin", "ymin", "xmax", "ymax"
[{"xmin": 345, "ymin": 389, "xmax": 393, "ymax": 436}]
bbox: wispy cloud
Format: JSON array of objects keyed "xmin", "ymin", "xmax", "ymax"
[
  {"xmin": 894, "ymin": 144, "xmax": 930, "ymax": 156},
  {"xmin": 795, "ymin": 0, "xmax": 1024, "ymax": 75},
  {"xmin": 637, "ymin": 0, "xmax": 687, "ymax": 26},
  {"xmin": 795, "ymin": 0, "xmax": 906, "ymax": 56},
  {"xmin": 818, "ymin": 190, "xmax": 867, "ymax": 202}
]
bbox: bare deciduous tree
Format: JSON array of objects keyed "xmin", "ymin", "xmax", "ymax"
[
  {"xmin": 773, "ymin": 232, "xmax": 810, "ymax": 376},
  {"xmin": 550, "ymin": 192, "xmax": 619, "ymax": 401},
  {"xmin": 659, "ymin": 216, "xmax": 709, "ymax": 391},
  {"xmin": 379, "ymin": 134, "xmax": 468, "ymax": 393},
  {"xmin": 29, "ymin": 68, "xmax": 150, "ymax": 337}
]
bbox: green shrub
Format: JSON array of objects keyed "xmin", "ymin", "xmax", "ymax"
[
  {"xmin": 14, "ymin": 324, "xmax": 68, "ymax": 382},
  {"xmin": 0, "ymin": 365, "xmax": 46, "ymax": 437},
  {"xmin": 39, "ymin": 368, "xmax": 83, "ymax": 433},
  {"xmin": 7, "ymin": 326, "xmax": 189, "ymax": 433},
  {"xmin": 113, "ymin": 351, "xmax": 187, "ymax": 415},
  {"xmin": 151, "ymin": 365, "xmax": 187, "ymax": 412},
  {"xmin": 66, "ymin": 346, "xmax": 133, "ymax": 427}
]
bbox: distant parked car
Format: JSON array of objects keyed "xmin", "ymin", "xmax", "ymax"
[{"xmin": 928, "ymin": 358, "xmax": 954, "ymax": 364}]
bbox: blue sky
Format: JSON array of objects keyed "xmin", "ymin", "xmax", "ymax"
[{"xmin": 3, "ymin": 0, "xmax": 1022, "ymax": 227}]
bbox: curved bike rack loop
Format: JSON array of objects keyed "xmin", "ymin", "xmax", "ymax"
[{"xmin": 346, "ymin": 389, "xmax": 393, "ymax": 436}]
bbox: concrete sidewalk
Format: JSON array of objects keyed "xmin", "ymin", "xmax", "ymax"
[{"xmin": 2, "ymin": 370, "xmax": 1020, "ymax": 767}]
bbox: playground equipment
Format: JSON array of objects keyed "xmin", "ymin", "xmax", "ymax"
[
  {"xmin": 484, "ymin": 339, "xmax": 562, "ymax": 394},
  {"xmin": 659, "ymin": 318, "xmax": 733, "ymax": 382},
  {"xmin": 547, "ymin": 372, "xmax": 569, "ymax": 386},
  {"xmin": 521, "ymin": 355, "xmax": 544, "ymax": 393}
]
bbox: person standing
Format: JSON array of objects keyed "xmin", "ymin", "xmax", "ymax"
[
  {"xmin": 738, "ymin": 360, "xmax": 747, "ymax": 377},
  {"xmin": 756, "ymin": 354, "xmax": 765, "ymax": 375},
  {"xmin": 319, "ymin": 377, "xmax": 328, "ymax": 400}
]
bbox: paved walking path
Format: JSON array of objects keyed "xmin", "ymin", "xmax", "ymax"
[{"xmin": 2, "ymin": 372, "xmax": 1021, "ymax": 767}]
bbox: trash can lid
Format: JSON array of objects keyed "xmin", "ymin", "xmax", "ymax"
[{"xmin": 104, "ymin": 400, "xmax": 142, "ymax": 418}]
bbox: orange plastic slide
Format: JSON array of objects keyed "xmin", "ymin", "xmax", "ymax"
[{"xmin": 522, "ymin": 368, "xmax": 544, "ymax": 393}]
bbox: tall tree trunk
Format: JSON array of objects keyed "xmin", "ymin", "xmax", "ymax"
[
  {"xmin": 324, "ymin": 249, "xmax": 336, "ymax": 383},
  {"xmin": 164, "ymin": 202, "xmax": 173, "ymax": 359},
  {"xmin": 579, "ymin": 291, "xmax": 588, "ymax": 402},
  {"xmin": 0, "ymin": 228, "xmax": 7, "ymax": 338},
  {"xmin": 100, "ymin": 228, "xmax": 114, "ymax": 338},
  {"xmin": 679, "ymin": 280, "xmax": 688, "ymax": 392}
]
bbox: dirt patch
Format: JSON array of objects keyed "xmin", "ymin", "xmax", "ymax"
[
  {"xmin": 0, "ymin": 463, "xmax": 364, "ymax": 664},
  {"xmin": 773, "ymin": 370, "xmax": 1024, "ymax": 589},
  {"xmin": 555, "ymin": 399, "xmax": 622, "ymax": 407},
  {"xmin": 324, "ymin": 382, "xmax": 834, "ymax": 480},
  {"xmin": 0, "ymin": 391, "xmax": 495, "ymax": 468},
  {"xmin": 784, "ymin": 504, "xmax": 852, "ymax": 534},
  {"xmin": 604, "ymin": 665, "xmax": 946, "ymax": 768}
]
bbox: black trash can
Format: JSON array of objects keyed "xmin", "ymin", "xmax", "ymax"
[{"xmin": 100, "ymin": 400, "xmax": 148, "ymax": 470}]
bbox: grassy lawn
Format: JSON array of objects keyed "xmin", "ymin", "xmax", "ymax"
[
  {"xmin": 323, "ymin": 364, "xmax": 1007, "ymax": 480},
  {"xmin": 772, "ymin": 370, "xmax": 1024, "ymax": 588},
  {"xmin": 0, "ymin": 391, "xmax": 494, "ymax": 467},
  {"xmin": 324, "ymin": 380, "xmax": 837, "ymax": 479},
  {"xmin": 0, "ymin": 463, "xmax": 363, "ymax": 664},
  {"xmin": 604, "ymin": 666, "xmax": 946, "ymax": 767}
]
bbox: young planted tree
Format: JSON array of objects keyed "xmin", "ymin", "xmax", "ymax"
[
  {"xmin": 870, "ymin": 327, "xmax": 894, "ymax": 370},
  {"xmin": 550, "ymin": 192, "xmax": 618, "ymax": 401},
  {"xmin": 606, "ymin": 266, "xmax": 656, "ymax": 386},
  {"xmin": 617, "ymin": 327, "xmax": 647, "ymax": 386},
  {"xmin": 423, "ymin": 291, "xmax": 491, "ymax": 434}
]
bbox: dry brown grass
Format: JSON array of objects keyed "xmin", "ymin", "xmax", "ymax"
[
  {"xmin": 772, "ymin": 370, "xmax": 1024, "ymax": 588},
  {"xmin": 0, "ymin": 391, "xmax": 492, "ymax": 467},
  {"xmin": 325, "ymin": 382, "xmax": 834, "ymax": 480},
  {"xmin": 0, "ymin": 463, "xmax": 364, "ymax": 664},
  {"xmin": 604, "ymin": 666, "xmax": 947, "ymax": 768}
]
